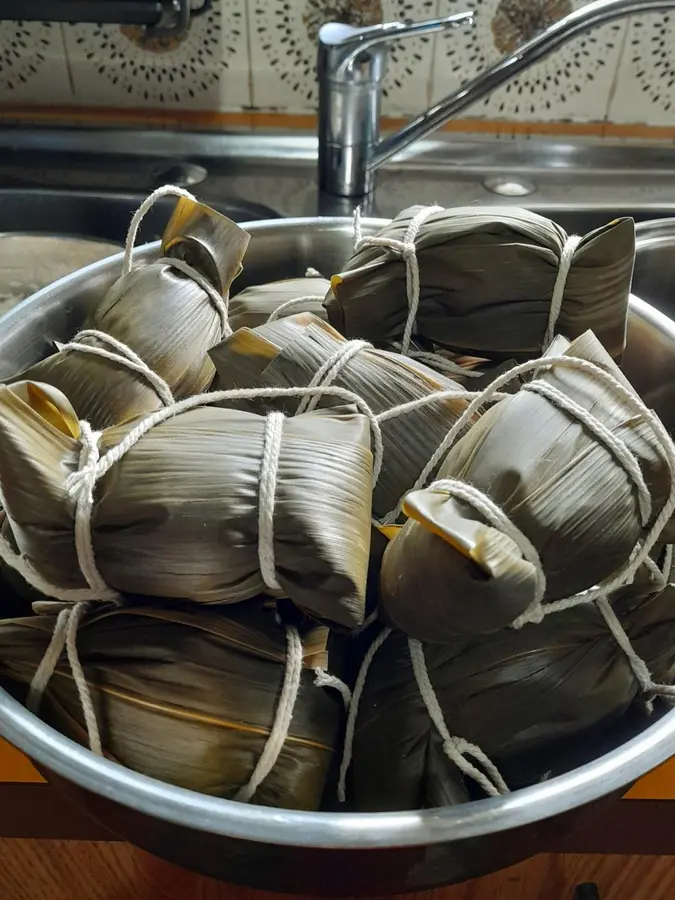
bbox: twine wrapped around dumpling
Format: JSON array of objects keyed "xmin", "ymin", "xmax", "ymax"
[
  {"xmin": 209, "ymin": 313, "xmax": 475, "ymax": 521},
  {"xmin": 10, "ymin": 187, "xmax": 250, "ymax": 429},
  {"xmin": 380, "ymin": 331, "xmax": 674, "ymax": 643},
  {"xmin": 228, "ymin": 276, "xmax": 330, "ymax": 331},
  {"xmin": 348, "ymin": 578, "xmax": 675, "ymax": 812},
  {"xmin": 325, "ymin": 205, "xmax": 635, "ymax": 360},
  {"xmin": 0, "ymin": 602, "xmax": 341, "ymax": 809},
  {"xmin": 0, "ymin": 380, "xmax": 375, "ymax": 629}
]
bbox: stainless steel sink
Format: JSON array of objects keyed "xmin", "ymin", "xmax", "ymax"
[
  {"xmin": 633, "ymin": 219, "xmax": 675, "ymax": 320},
  {"xmin": 2, "ymin": 127, "xmax": 675, "ymax": 230},
  {"xmin": 0, "ymin": 188, "xmax": 278, "ymax": 244},
  {"xmin": 0, "ymin": 184, "xmax": 278, "ymax": 313}
]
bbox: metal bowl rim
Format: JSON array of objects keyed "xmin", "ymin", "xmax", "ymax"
[{"xmin": 0, "ymin": 214, "xmax": 673, "ymax": 851}]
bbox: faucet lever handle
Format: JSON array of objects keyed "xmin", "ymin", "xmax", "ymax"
[{"xmin": 318, "ymin": 13, "xmax": 473, "ymax": 68}]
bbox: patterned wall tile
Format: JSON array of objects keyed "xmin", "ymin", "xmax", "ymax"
[
  {"xmin": 608, "ymin": 13, "xmax": 675, "ymax": 126},
  {"xmin": 0, "ymin": 21, "xmax": 72, "ymax": 105},
  {"xmin": 62, "ymin": 0, "xmax": 250, "ymax": 110},
  {"xmin": 430, "ymin": 0, "xmax": 627, "ymax": 122},
  {"xmin": 248, "ymin": 0, "xmax": 441, "ymax": 115}
]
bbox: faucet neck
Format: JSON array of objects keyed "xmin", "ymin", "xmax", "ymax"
[{"xmin": 317, "ymin": 28, "xmax": 388, "ymax": 198}]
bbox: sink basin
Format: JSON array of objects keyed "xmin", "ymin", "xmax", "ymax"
[
  {"xmin": 0, "ymin": 188, "xmax": 278, "ymax": 244},
  {"xmin": 0, "ymin": 188, "xmax": 279, "ymax": 314},
  {"xmin": 633, "ymin": 219, "xmax": 675, "ymax": 320}
]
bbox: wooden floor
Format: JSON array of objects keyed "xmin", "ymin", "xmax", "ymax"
[{"xmin": 1, "ymin": 842, "xmax": 675, "ymax": 900}]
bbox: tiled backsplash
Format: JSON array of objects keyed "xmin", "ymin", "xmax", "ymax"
[{"xmin": 1, "ymin": 1, "xmax": 675, "ymax": 130}]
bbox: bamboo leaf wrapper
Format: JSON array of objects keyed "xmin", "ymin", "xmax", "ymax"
[
  {"xmin": 0, "ymin": 382, "xmax": 373, "ymax": 628},
  {"xmin": 228, "ymin": 277, "xmax": 330, "ymax": 331},
  {"xmin": 9, "ymin": 197, "xmax": 250, "ymax": 429},
  {"xmin": 380, "ymin": 331, "xmax": 672, "ymax": 642},
  {"xmin": 351, "ymin": 582, "xmax": 675, "ymax": 811},
  {"xmin": 0, "ymin": 603, "xmax": 340, "ymax": 809},
  {"xmin": 210, "ymin": 313, "xmax": 472, "ymax": 520},
  {"xmin": 325, "ymin": 206, "xmax": 634, "ymax": 360}
]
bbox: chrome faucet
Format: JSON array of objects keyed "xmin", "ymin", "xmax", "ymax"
[{"xmin": 318, "ymin": 0, "xmax": 675, "ymax": 198}]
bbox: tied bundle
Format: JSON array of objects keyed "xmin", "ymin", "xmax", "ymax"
[
  {"xmin": 12, "ymin": 187, "xmax": 250, "ymax": 430},
  {"xmin": 380, "ymin": 331, "xmax": 674, "ymax": 642},
  {"xmin": 209, "ymin": 313, "xmax": 475, "ymax": 521},
  {"xmin": 337, "ymin": 331, "xmax": 675, "ymax": 812},
  {"xmin": 325, "ymin": 205, "xmax": 635, "ymax": 360},
  {"xmin": 0, "ymin": 380, "xmax": 377, "ymax": 629},
  {"xmin": 0, "ymin": 602, "xmax": 342, "ymax": 810},
  {"xmin": 228, "ymin": 275, "xmax": 330, "ymax": 331},
  {"xmin": 347, "ymin": 579, "xmax": 675, "ymax": 812}
]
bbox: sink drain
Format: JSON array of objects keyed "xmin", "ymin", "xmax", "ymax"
[
  {"xmin": 151, "ymin": 162, "xmax": 208, "ymax": 189},
  {"xmin": 483, "ymin": 175, "xmax": 537, "ymax": 197}
]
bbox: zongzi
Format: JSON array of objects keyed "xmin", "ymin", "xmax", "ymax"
[
  {"xmin": 380, "ymin": 331, "xmax": 672, "ymax": 642},
  {"xmin": 0, "ymin": 381, "xmax": 373, "ymax": 628},
  {"xmin": 351, "ymin": 583, "xmax": 675, "ymax": 811},
  {"xmin": 10, "ymin": 194, "xmax": 250, "ymax": 429},
  {"xmin": 325, "ymin": 205, "xmax": 635, "ymax": 360},
  {"xmin": 209, "ymin": 313, "xmax": 473, "ymax": 520},
  {"xmin": 0, "ymin": 602, "xmax": 341, "ymax": 809},
  {"xmin": 228, "ymin": 276, "xmax": 330, "ymax": 331}
]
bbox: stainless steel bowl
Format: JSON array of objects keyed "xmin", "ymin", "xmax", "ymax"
[
  {"xmin": 1, "ymin": 217, "xmax": 675, "ymax": 895},
  {"xmin": 634, "ymin": 218, "xmax": 675, "ymax": 321}
]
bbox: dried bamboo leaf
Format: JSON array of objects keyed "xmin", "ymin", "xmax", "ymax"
[
  {"xmin": 353, "ymin": 587, "xmax": 675, "ymax": 810},
  {"xmin": 228, "ymin": 277, "xmax": 330, "ymax": 331},
  {"xmin": 380, "ymin": 331, "xmax": 671, "ymax": 642},
  {"xmin": 0, "ymin": 602, "xmax": 341, "ymax": 809},
  {"xmin": 9, "ymin": 198, "xmax": 250, "ymax": 429},
  {"xmin": 210, "ymin": 313, "xmax": 472, "ymax": 519},
  {"xmin": 0, "ymin": 383, "xmax": 373, "ymax": 627},
  {"xmin": 325, "ymin": 206, "xmax": 634, "ymax": 360}
]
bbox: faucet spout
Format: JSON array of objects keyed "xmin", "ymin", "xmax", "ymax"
[
  {"xmin": 318, "ymin": 0, "xmax": 675, "ymax": 198},
  {"xmin": 372, "ymin": 0, "xmax": 675, "ymax": 172}
]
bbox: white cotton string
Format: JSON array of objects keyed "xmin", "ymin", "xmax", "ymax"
[
  {"xmin": 542, "ymin": 234, "xmax": 582, "ymax": 350},
  {"xmin": 595, "ymin": 597, "xmax": 661, "ymax": 696},
  {"xmin": 85, "ymin": 385, "xmax": 384, "ymax": 489},
  {"xmin": 352, "ymin": 206, "xmax": 363, "ymax": 250},
  {"xmin": 66, "ymin": 422, "xmax": 121, "ymax": 603},
  {"xmin": 408, "ymin": 639, "xmax": 509, "ymax": 797},
  {"xmin": 27, "ymin": 606, "xmax": 72, "ymax": 713},
  {"xmin": 65, "ymin": 601, "xmax": 102, "ymax": 755},
  {"xmin": 267, "ymin": 295, "xmax": 325, "ymax": 323},
  {"xmin": 662, "ymin": 544, "xmax": 674, "ymax": 581},
  {"xmin": 258, "ymin": 412, "xmax": 284, "ymax": 592},
  {"xmin": 236, "ymin": 624, "xmax": 304, "ymax": 802},
  {"xmin": 377, "ymin": 387, "xmax": 510, "ymax": 426},
  {"xmin": 0, "ymin": 531, "xmax": 96, "ymax": 604},
  {"xmin": 122, "ymin": 184, "xmax": 197, "ymax": 276},
  {"xmin": 26, "ymin": 601, "xmax": 102, "ymax": 755},
  {"xmin": 313, "ymin": 668, "xmax": 352, "ymax": 711},
  {"xmin": 159, "ymin": 256, "xmax": 230, "ymax": 338},
  {"xmin": 354, "ymin": 205, "xmax": 442, "ymax": 355},
  {"xmin": 523, "ymin": 379, "xmax": 652, "ymax": 526},
  {"xmin": 337, "ymin": 627, "xmax": 391, "ymax": 803},
  {"xmin": 296, "ymin": 340, "xmax": 371, "ymax": 415},
  {"xmin": 59, "ymin": 330, "xmax": 174, "ymax": 407}
]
